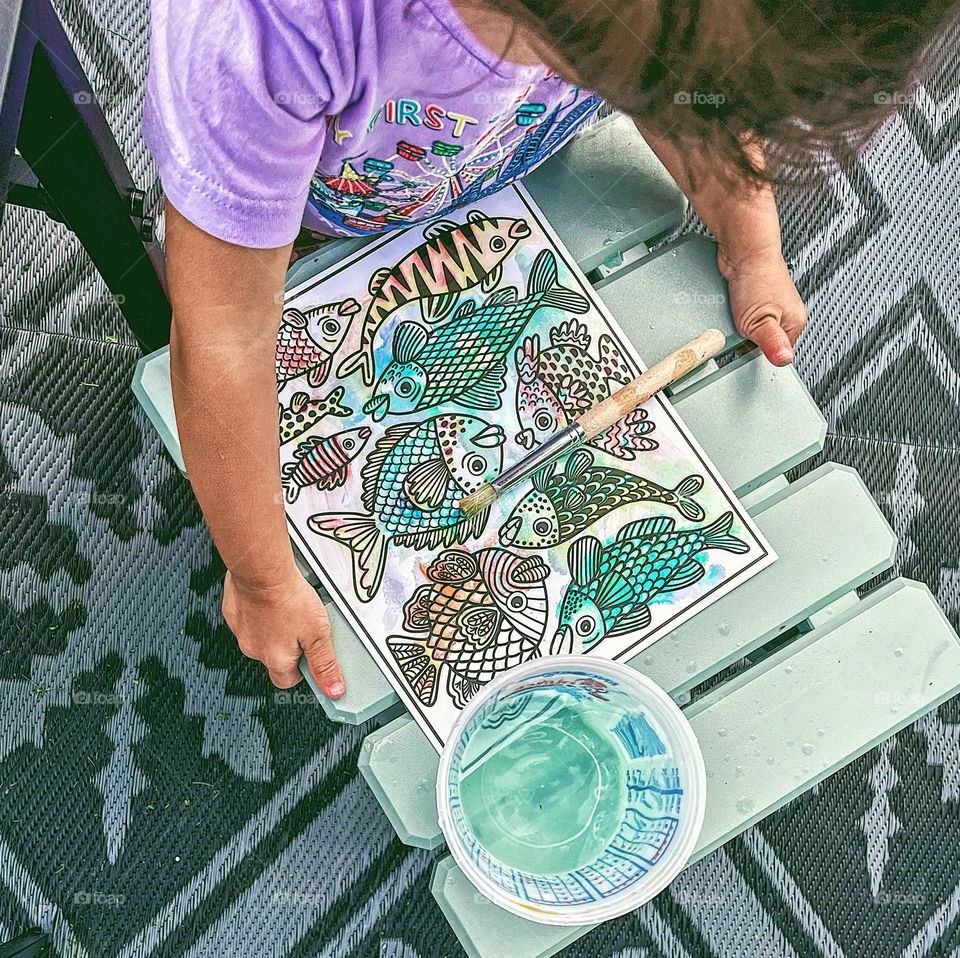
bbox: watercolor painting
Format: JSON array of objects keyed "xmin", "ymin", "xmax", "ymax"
[
  {"xmin": 515, "ymin": 322, "xmax": 657, "ymax": 459},
  {"xmin": 281, "ymin": 426, "xmax": 372, "ymax": 504},
  {"xmin": 276, "ymin": 298, "xmax": 360, "ymax": 390},
  {"xmin": 279, "ymin": 184, "xmax": 775, "ymax": 752},
  {"xmin": 278, "ymin": 388, "xmax": 352, "ymax": 446},
  {"xmin": 551, "ymin": 513, "xmax": 750, "ymax": 654},
  {"xmin": 308, "ymin": 414, "xmax": 505, "ymax": 601},
  {"xmin": 335, "ymin": 211, "xmax": 532, "ymax": 385},
  {"xmin": 362, "ymin": 250, "xmax": 589, "ymax": 421},
  {"xmin": 499, "ymin": 450, "xmax": 706, "ymax": 549},
  {"xmin": 386, "ymin": 547, "xmax": 550, "ymax": 709}
]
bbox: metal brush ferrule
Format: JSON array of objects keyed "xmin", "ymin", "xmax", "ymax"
[{"xmin": 493, "ymin": 424, "xmax": 588, "ymax": 497}]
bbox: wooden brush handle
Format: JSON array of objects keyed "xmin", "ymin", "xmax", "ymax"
[{"xmin": 576, "ymin": 328, "xmax": 726, "ymax": 439}]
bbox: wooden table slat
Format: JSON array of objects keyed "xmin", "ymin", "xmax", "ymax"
[{"xmin": 596, "ymin": 234, "xmax": 740, "ymax": 361}]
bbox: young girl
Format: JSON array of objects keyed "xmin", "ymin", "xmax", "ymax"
[{"xmin": 144, "ymin": 0, "xmax": 952, "ymax": 699}]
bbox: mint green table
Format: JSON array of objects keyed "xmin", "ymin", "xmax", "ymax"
[{"xmin": 132, "ymin": 114, "xmax": 960, "ymax": 958}]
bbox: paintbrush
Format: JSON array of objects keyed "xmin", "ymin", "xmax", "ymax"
[{"xmin": 458, "ymin": 328, "xmax": 726, "ymax": 518}]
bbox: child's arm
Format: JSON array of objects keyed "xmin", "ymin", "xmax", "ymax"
[
  {"xmin": 638, "ymin": 127, "xmax": 808, "ymax": 366},
  {"xmin": 166, "ymin": 203, "xmax": 345, "ymax": 699}
]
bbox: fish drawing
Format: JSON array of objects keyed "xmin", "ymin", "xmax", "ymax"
[
  {"xmin": 499, "ymin": 450, "xmax": 706, "ymax": 548},
  {"xmin": 336, "ymin": 211, "xmax": 532, "ymax": 385},
  {"xmin": 551, "ymin": 512, "xmax": 750, "ymax": 653},
  {"xmin": 362, "ymin": 250, "xmax": 590, "ymax": 422},
  {"xmin": 515, "ymin": 320, "xmax": 657, "ymax": 460},
  {"xmin": 276, "ymin": 298, "xmax": 360, "ymax": 390},
  {"xmin": 278, "ymin": 387, "xmax": 352, "ymax": 445},
  {"xmin": 308, "ymin": 415, "xmax": 505, "ymax": 601},
  {"xmin": 386, "ymin": 547, "xmax": 550, "ymax": 708},
  {"xmin": 281, "ymin": 426, "xmax": 371, "ymax": 504}
]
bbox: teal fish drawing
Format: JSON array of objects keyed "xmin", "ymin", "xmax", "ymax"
[
  {"xmin": 281, "ymin": 426, "xmax": 371, "ymax": 504},
  {"xmin": 336, "ymin": 211, "xmax": 532, "ymax": 386},
  {"xmin": 499, "ymin": 450, "xmax": 706, "ymax": 548},
  {"xmin": 362, "ymin": 250, "xmax": 590, "ymax": 422},
  {"xmin": 386, "ymin": 547, "xmax": 550, "ymax": 708},
  {"xmin": 551, "ymin": 512, "xmax": 750, "ymax": 653},
  {"xmin": 307, "ymin": 415, "xmax": 505, "ymax": 601},
  {"xmin": 515, "ymin": 321, "xmax": 657, "ymax": 460}
]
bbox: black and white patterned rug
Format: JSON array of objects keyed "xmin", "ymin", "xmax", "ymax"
[{"xmin": 1, "ymin": 3, "xmax": 958, "ymax": 956}]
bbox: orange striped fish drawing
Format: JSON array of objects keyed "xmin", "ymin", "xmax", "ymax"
[
  {"xmin": 336, "ymin": 210, "xmax": 531, "ymax": 386},
  {"xmin": 281, "ymin": 426, "xmax": 371, "ymax": 504}
]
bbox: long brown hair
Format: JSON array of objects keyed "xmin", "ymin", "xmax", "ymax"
[{"xmin": 489, "ymin": 0, "xmax": 958, "ymax": 183}]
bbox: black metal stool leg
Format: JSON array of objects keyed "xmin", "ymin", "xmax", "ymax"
[
  {"xmin": 1, "ymin": 0, "xmax": 171, "ymax": 352},
  {"xmin": 0, "ymin": 927, "xmax": 49, "ymax": 958}
]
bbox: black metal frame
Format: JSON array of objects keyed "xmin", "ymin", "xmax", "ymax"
[
  {"xmin": 0, "ymin": 0, "xmax": 170, "ymax": 352},
  {"xmin": 0, "ymin": 927, "xmax": 48, "ymax": 957}
]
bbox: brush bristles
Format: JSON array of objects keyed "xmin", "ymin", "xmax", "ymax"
[{"xmin": 459, "ymin": 483, "xmax": 497, "ymax": 518}]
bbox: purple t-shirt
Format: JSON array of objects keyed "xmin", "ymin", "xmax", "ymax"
[{"xmin": 143, "ymin": 0, "xmax": 601, "ymax": 247}]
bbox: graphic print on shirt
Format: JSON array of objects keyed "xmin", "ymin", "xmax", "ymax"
[{"xmin": 307, "ymin": 80, "xmax": 602, "ymax": 235}]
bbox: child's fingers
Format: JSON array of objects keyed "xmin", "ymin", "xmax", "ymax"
[
  {"xmin": 267, "ymin": 661, "xmax": 303, "ymax": 688},
  {"xmin": 738, "ymin": 311, "xmax": 795, "ymax": 366},
  {"xmin": 780, "ymin": 304, "xmax": 808, "ymax": 346},
  {"xmin": 302, "ymin": 630, "xmax": 346, "ymax": 699}
]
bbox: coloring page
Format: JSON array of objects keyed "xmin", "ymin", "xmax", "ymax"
[{"xmin": 280, "ymin": 185, "xmax": 776, "ymax": 752}]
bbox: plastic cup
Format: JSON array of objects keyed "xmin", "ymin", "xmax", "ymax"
[{"xmin": 437, "ymin": 655, "xmax": 706, "ymax": 925}]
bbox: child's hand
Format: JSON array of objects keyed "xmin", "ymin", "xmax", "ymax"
[
  {"xmin": 222, "ymin": 568, "xmax": 345, "ymax": 698},
  {"xmin": 719, "ymin": 246, "xmax": 808, "ymax": 366}
]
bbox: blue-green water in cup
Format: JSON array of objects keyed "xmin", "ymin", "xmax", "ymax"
[{"xmin": 458, "ymin": 690, "xmax": 627, "ymax": 875}]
